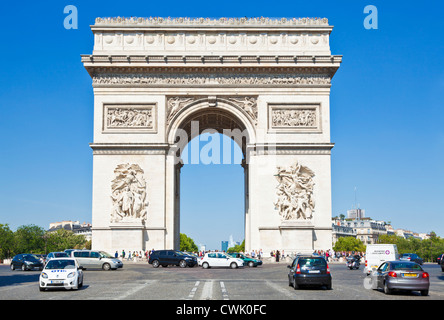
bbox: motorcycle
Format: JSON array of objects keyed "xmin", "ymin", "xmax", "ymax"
[{"xmin": 346, "ymin": 256, "xmax": 360, "ymax": 270}]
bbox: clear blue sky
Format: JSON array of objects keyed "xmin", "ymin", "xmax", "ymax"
[{"xmin": 1, "ymin": 0, "xmax": 443, "ymax": 250}]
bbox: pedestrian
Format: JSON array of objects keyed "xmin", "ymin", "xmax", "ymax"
[
  {"xmin": 115, "ymin": 251, "xmax": 118, "ymax": 258},
  {"xmin": 276, "ymin": 250, "xmax": 280, "ymax": 262},
  {"xmin": 122, "ymin": 250, "xmax": 126, "ymax": 259}
]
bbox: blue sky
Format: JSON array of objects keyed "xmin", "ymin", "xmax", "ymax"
[{"xmin": 0, "ymin": 0, "xmax": 443, "ymax": 250}]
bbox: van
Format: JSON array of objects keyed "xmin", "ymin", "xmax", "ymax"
[
  {"xmin": 71, "ymin": 250, "xmax": 123, "ymax": 271},
  {"xmin": 365, "ymin": 244, "xmax": 398, "ymax": 275}
]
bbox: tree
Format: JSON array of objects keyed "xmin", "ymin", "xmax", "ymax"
[
  {"xmin": 0, "ymin": 224, "xmax": 14, "ymax": 260},
  {"xmin": 333, "ymin": 236, "xmax": 365, "ymax": 253},
  {"xmin": 227, "ymin": 240, "xmax": 245, "ymax": 253},
  {"xmin": 179, "ymin": 233, "xmax": 198, "ymax": 252},
  {"xmin": 13, "ymin": 224, "xmax": 46, "ymax": 254},
  {"xmin": 44, "ymin": 229, "xmax": 88, "ymax": 253}
]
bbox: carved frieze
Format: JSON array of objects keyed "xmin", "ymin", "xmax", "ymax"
[
  {"xmin": 274, "ymin": 161, "xmax": 315, "ymax": 221},
  {"xmin": 269, "ymin": 104, "xmax": 320, "ymax": 132},
  {"xmin": 104, "ymin": 104, "xmax": 155, "ymax": 132},
  {"xmin": 93, "ymin": 74, "xmax": 331, "ymax": 87},
  {"xmin": 111, "ymin": 163, "xmax": 148, "ymax": 223}
]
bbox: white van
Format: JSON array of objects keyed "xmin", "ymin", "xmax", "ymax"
[{"xmin": 365, "ymin": 244, "xmax": 399, "ymax": 275}]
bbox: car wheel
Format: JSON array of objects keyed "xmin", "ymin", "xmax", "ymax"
[
  {"xmin": 248, "ymin": 261, "xmax": 254, "ymax": 267},
  {"xmin": 10, "ymin": 264, "xmax": 15, "ymax": 271},
  {"xmin": 102, "ymin": 263, "xmax": 111, "ymax": 271},
  {"xmin": 179, "ymin": 260, "xmax": 187, "ymax": 268},
  {"xmin": 420, "ymin": 289, "xmax": 429, "ymax": 296},
  {"xmin": 326, "ymin": 282, "xmax": 332, "ymax": 290},
  {"xmin": 230, "ymin": 262, "xmax": 237, "ymax": 269},
  {"xmin": 152, "ymin": 260, "xmax": 160, "ymax": 268},
  {"xmin": 39, "ymin": 286, "xmax": 45, "ymax": 292},
  {"xmin": 202, "ymin": 262, "xmax": 209, "ymax": 269},
  {"xmin": 21, "ymin": 264, "xmax": 27, "ymax": 271},
  {"xmin": 383, "ymin": 282, "xmax": 392, "ymax": 295},
  {"xmin": 78, "ymin": 277, "xmax": 83, "ymax": 288}
]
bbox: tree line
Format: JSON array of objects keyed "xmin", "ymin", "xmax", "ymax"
[
  {"xmin": 333, "ymin": 232, "xmax": 444, "ymax": 262},
  {"xmin": 0, "ymin": 224, "xmax": 90, "ymax": 260}
]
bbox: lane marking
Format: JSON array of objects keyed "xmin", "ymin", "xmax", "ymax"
[
  {"xmin": 199, "ymin": 280, "xmax": 213, "ymax": 300},
  {"xmin": 220, "ymin": 281, "xmax": 229, "ymax": 300},
  {"xmin": 187, "ymin": 281, "xmax": 200, "ymax": 300}
]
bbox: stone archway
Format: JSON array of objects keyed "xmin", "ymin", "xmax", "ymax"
[
  {"xmin": 166, "ymin": 98, "xmax": 255, "ymax": 250},
  {"xmin": 83, "ymin": 16, "xmax": 342, "ymax": 256}
]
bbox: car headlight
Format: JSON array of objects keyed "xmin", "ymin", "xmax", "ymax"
[
  {"xmin": 41, "ymin": 272, "xmax": 48, "ymax": 279},
  {"xmin": 67, "ymin": 272, "xmax": 76, "ymax": 278}
]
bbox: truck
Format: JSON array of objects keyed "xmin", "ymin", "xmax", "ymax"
[{"xmin": 365, "ymin": 244, "xmax": 399, "ymax": 275}]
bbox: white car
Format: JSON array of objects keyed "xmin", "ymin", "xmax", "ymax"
[
  {"xmin": 199, "ymin": 252, "xmax": 244, "ymax": 269},
  {"xmin": 39, "ymin": 258, "xmax": 83, "ymax": 291}
]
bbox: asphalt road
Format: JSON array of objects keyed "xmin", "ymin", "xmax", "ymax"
[{"xmin": 1, "ymin": 262, "xmax": 443, "ymax": 301}]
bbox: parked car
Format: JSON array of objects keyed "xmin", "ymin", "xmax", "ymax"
[
  {"xmin": 200, "ymin": 252, "xmax": 244, "ymax": 269},
  {"xmin": 287, "ymin": 255, "xmax": 332, "ymax": 290},
  {"xmin": 400, "ymin": 253, "xmax": 423, "ymax": 265},
  {"xmin": 45, "ymin": 252, "xmax": 69, "ymax": 264},
  {"xmin": 148, "ymin": 250, "xmax": 197, "ymax": 268},
  {"xmin": 39, "ymin": 258, "xmax": 83, "ymax": 291},
  {"xmin": 437, "ymin": 253, "xmax": 444, "ymax": 265},
  {"xmin": 369, "ymin": 260, "xmax": 429, "ymax": 296},
  {"xmin": 70, "ymin": 250, "xmax": 123, "ymax": 270},
  {"xmin": 10, "ymin": 254, "xmax": 44, "ymax": 271},
  {"xmin": 228, "ymin": 252, "xmax": 262, "ymax": 267}
]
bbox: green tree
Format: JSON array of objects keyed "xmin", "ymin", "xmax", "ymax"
[
  {"xmin": 13, "ymin": 224, "xmax": 46, "ymax": 254},
  {"xmin": 0, "ymin": 224, "xmax": 14, "ymax": 259},
  {"xmin": 179, "ymin": 233, "xmax": 198, "ymax": 252},
  {"xmin": 333, "ymin": 236, "xmax": 365, "ymax": 252},
  {"xmin": 44, "ymin": 229, "xmax": 88, "ymax": 253},
  {"xmin": 227, "ymin": 240, "xmax": 245, "ymax": 253}
]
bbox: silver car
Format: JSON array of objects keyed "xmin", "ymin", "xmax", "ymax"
[
  {"xmin": 370, "ymin": 260, "xmax": 429, "ymax": 296},
  {"xmin": 71, "ymin": 250, "xmax": 123, "ymax": 270}
]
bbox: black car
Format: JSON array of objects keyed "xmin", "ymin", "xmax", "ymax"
[
  {"xmin": 287, "ymin": 255, "xmax": 332, "ymax": 290},
  {"xmin": 10, "ymin": 254, "xmax": 44, "ymax": 271},
  {"xmin": 148, "ymin": 250, "xmax": 197, "ymax": 268}
]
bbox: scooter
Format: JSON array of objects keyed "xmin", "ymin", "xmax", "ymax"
[{"xmin": 346, "ymin": 256, "xmax": 360, "ymax": 270}]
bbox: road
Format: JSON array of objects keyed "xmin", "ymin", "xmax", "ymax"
[{"xmin": 1, "ymin": 262, "xmax": 443, "ymax": 301}]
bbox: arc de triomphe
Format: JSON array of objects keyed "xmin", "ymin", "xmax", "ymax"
[{"xmin": 81, "ymin": 17, "xmax": 342, "ymax": 255}]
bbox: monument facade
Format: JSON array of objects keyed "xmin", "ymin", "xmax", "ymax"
[{"xmin": 82, "ymin": 17, "xmax": 342, "ymax": 255}]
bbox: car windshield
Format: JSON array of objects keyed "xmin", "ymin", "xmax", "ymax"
[
  {"xmin": 23, "ymin": 254, "xmax": 39, "ymax": 261},
  {"xmin": 99, "ymin": 251, "xmax": 114, "ymax": 258},
  {"xmin": 45, "ymin": 259, "xmax": 76, "ymax": 270},
  {"xmin": 54, "ymin": 252, "xmax": 69, "ymax": 257},
  {"xmin": 390, "ymin": 262, "xmax": 422, "ymax": 271},
  {"xmin": 298, "ymin": 258, "xmax": 326, "ymax": 267}
]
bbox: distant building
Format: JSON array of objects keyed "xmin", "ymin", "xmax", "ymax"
[
  {"xmin": 347, "ymin": 208, "xmax": 365, "ymax": 220},
  {"xmin": 331, "ymin": 217, "xmax": 357, "ymax": 245},
  {"xmin": 221, "ymin": 241, "xmax": 228, "ymax": 252},
  {"xmin": 48, "ymin": 220, "xmax": 92, "ymax": 241}
]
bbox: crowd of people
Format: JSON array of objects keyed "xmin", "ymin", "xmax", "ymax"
[{"xmin": 112, "ymin": 248, "xmax": 366, "ymax": 263}]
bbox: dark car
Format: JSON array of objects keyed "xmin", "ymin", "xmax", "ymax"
[
  {"xmin": 287, "ymin": 255, "xmax": 332, "ymax": 290},
  {"xmin": 437, "ymin": 253, "xmax": 444, "ymax": 265},
  {"xmin": 10, "ymin": 254, "xmax": 44, "ymax": 271},
  {"xmin": 369, "ymin": 260, "xmax": 429, "ymax": 296},
  {"xmin": 148, "ymin": 250, "xmax": 197, "ymax": 268},
  {"xmin": 228, "ymin": 252, "xmax": 262, "ymax": 267},
  {"xmin": 400, "ymin": 253, "xmax": 423, "ymax": 265}
]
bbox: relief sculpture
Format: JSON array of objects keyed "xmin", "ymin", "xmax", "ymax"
[
  {"xmin": 274, "ymin": 161, "xmax": 315, "ymax": 221},
  {"xmin": 111, "ymin": 164, "xmax": 148, "ymax": 223}
]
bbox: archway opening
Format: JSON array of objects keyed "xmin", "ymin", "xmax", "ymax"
[
  {"xmin": 170, "ymin": 104, "xmax": 252, "ymax": 252},
  {"xmin": 180, "ymin": 132, "xmax": 245, "ymax": 251}
]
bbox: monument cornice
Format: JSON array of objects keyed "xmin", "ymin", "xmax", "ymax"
[{"xmin": 92, "ymin": 17, "xmax": 332, "ymax": 29}]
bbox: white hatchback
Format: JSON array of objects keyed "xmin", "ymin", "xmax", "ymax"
[
  {"xmin": 200, "ymin": 252, "xmax": 244, "ymax": 269},
  {"xmin": 39, "ymin": 258, "xmax": 84, "ymax": 291}
]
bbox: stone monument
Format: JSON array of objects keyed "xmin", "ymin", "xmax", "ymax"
[{"xmin": 81, "ymin": 16, "xmax": 342, "ymax": 255}]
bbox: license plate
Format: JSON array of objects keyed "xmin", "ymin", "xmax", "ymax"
[
  {"xmin": 308, "ymin": 270, "xmax": 320, "ymax": 273},
  {"xmin": 51, "ymin": 280, "xmax": 64, "ymax": 284},
  {"xmin": 402, "ymin": 273, "xmax": 417, "ymax": 277}
]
